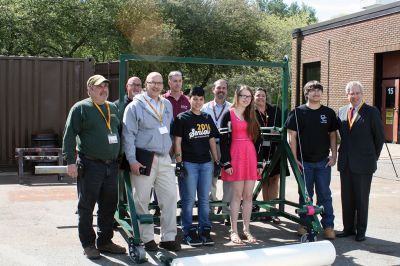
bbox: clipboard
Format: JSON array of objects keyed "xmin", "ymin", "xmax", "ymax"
[{"xmin": 136, "ymin": 148, "xmax": 155, "ymax": 176}]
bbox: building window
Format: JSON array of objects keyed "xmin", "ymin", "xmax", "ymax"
[
  {"xmin": 301, "ymin": 62, "xmax": 321, "ymax": 103},
  {"xmin": 303, "ymin": 61, "xmax": 321, "ymax": 86}
]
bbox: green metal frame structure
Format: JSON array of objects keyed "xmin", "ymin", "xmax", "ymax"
[{"xmin": 114, "ymin": 54, "xmax": 323, "ymax": 263}]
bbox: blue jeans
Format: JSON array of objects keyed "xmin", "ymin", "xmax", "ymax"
[
  {"xmin": 299, "ymin": 159, "xmax": 334, "ymax": 228},
  {"xmin": 77, "ymin": 156, "xmax": 118, "ymax": 248},
  {"xmin": 180, "ymin": 161, "xmax": 213, "ymax": 234}
]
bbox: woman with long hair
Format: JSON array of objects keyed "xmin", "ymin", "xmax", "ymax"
[
  {"xmin": 220, "ymin": 85, "xmax": 263, "ymax": 244},
  {"xmin": 254, "ymin": 87, "xmax": 288, "ymax": 224}
]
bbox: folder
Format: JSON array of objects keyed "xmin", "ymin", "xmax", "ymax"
[{"xmin": 136, "ymin": 148, "xmax": 154, "ymax": 176}]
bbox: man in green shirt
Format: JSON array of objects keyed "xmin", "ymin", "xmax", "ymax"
[{"xmin": 63, "ymin": 75, "xmax": 126, "ymax": 260}]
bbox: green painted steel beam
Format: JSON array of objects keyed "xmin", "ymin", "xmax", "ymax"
[
  {"xmin": 118, "ymin": 54, "xmax": 289, "ymax": 123},
  {"xmin": 119, "ymin": 54, "xmax": 284, "ymax": 68}
]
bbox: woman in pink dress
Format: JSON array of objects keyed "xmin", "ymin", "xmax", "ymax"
[{"xmin": 220, "ymin": 85, "xmax": 263, "ymax": 244}]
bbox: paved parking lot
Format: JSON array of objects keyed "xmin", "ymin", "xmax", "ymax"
[{"xmin": 0, "ymin": 144, "xmax": 399, "ymax": 265}]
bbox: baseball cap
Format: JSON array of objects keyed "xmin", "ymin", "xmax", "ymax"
[{"xmin": 87, "ymin": 75, "xmax": 110, "ymax": 87}]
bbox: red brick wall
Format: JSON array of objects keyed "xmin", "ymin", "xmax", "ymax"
[{"xmin": 291, "ymin": 13, "xmax": 400, "ymax": 112}]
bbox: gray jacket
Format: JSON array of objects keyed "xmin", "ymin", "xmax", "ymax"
[{"xmin": 122, "ymin": 93, "xmax": 173, "ymax": 164}]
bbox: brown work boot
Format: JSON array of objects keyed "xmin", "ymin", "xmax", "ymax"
[
  {"xmin": 324, "ymin": 227, "xmax": 336, "ymax": 240},
  {"xmin": 83, "ymin": 245, "xmax": 101, "ymax": 260},
  {"xmin": 297, "ymin": 225, "xmax": 307, "ymax": 236},
  {"xmin": 97, "ymin": 241, "xmax": 126, "ymax": 254}
]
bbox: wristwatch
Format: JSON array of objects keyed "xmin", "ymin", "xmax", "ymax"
[{"xmin": 175, "ymin": 153, "xmax": 182, "ymax": 158}]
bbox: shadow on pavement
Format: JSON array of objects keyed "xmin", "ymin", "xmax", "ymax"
[
  {"xmin": 0, "ymin": 172, "xmax": 75, "ymax": 186},
  {"xmin": 333, "ymin": 235, "xmax": 400, "ymax": 265}
]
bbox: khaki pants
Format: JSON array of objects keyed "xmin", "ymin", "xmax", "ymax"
[{"xmin": 130, "ymin": 154, "xmax": 177, "ymax": 243}]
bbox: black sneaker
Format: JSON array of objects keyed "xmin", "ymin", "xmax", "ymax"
[
  {"xmin": 154, "ymin": 207, "xmax": 161, "ymax": 216},
  {"xmin": 144, "ymin": 240, "xmax": 159, "ymax": 252},
  {"xmin": 183, "ymin": 227, "xmax": 202, "ymax": 247},
  {"xmin": 223, "ymin": 217, "xmax": 231, "ymax": 226},
  {"xmin": 200, "ymin": 227, "xmax": 214, "ymax": 246},
  {"xmin": 159, "ymin": 240, "xmax": 182, "ymax": 251}
]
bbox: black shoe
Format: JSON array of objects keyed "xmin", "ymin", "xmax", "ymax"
[
  {"xmin": 159, "ymin": 240, "xmax": 181, "ymax": 251},
  {"xmin": 200, "ymin": 227, "xmax": 214, "ymax": 246},
  {"xmin": 183, "ymin": 227, "xmax": 202, "ymax": 247},
  {"xmin": 154, "ymin": 207, "xmax": 161, "ymax": 216},
  {"xmin": 97, "ymin": 241, "xmax": 126, "ymax": 254},
  {"xmin": 261, "ymin": 216, "xmax": 272, "ymax": 222},
  {"xmin": 355, "ymin": 233, "xmax": 366, "ymax": 242},
  {"xmin": 271, "ymin": 216, "xmax": 281, "ymax": 224},
  {"xmin": 337, "ymin": 231, "xmax": 356, "ymax": 238},
  {"xmin": 144, "ymin": 240, "xmax": 159, "ymax": 252},
  {"xmin": 223, "ymin": 217, "xmax": 231, "ymax": 226},
  {"xmin": 83, "ymin": 245, "xmax": 101, "ymax": 260}
]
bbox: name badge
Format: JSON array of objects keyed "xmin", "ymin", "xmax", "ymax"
[
  {"xmin": 262, "ymin": 140, "xmax": 270, "ymax": 147},
  {"xmin": 159, "ymin": 126, "xmax": 169, "ymax": 135},
  {"xmin": 108, "ymin": 134, "xmax": 118, "ymax": 144}
]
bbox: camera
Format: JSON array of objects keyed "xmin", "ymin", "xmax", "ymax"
[{"xmin": 139, "ymin": 167, "xmax": 146, "ymax": 175}]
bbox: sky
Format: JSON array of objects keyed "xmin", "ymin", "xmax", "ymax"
[{"xmin": 283, "ymin": 0, "xmax": 363, "ymax": 22}]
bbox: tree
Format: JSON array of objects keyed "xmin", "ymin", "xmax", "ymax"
[
  {"xmin": 156, "ymin": 0, "xmax": 266, "ymax": 87},
  {"xmin": 0, "ymin": 0, "xmax": 316, "ymax": 98},
  {"xmin": 0, "ymin": 0, "xmax": 130, "ymax": 61},
  {"xmin": 117, "ymin": 0, "xmax": 180, "ymax": 56},
  {"xmin": 115, "ymin": 0, "xmax": 268, "ymax": 88},
  {"xmin": 0, "ymin": 0, "xmax": 19, "ymax": 55},
  {"xmin": 255, "ymin": 0, "xmax": 317, "ymax": 24},
  {"xmin": 227, "ymin": 11, "xmax": 315, "ymax": 104}
]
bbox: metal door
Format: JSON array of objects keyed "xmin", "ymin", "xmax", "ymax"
[{"xmin": 381, "ymin": 79, "xmax": 400, "ymax": 143}]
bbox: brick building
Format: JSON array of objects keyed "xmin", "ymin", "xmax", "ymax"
[{"xmin": 291, "ymin": 1, "xmax": 400, "ymax": 142}]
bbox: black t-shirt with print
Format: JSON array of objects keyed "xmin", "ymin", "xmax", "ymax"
[
  {"xmin": 172, "ymin": 110, "xmax": 219, "ymax": 163},
  {"xmin": 285, "ymin": 104, "xmax": 338, "ymax": 162}
]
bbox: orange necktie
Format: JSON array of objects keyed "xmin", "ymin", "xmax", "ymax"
[
  {"xmin": 349, "ymin": 107, "xmax": 354, "ymax": 121},
  {"xmin": 348, "ymin": 107, "xmax": 356, "ymax": 129}
]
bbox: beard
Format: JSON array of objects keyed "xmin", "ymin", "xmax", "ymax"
[{"xmin": 216, "ymin": 92, "xmax": 226, "ymax": 100}]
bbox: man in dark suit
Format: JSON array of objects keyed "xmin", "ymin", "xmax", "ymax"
[{"xmin": 337, "ymin": 81, "xmax": 384, "ymax": 242}]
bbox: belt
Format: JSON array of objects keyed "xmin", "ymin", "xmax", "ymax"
[{"xmin": 79, "ymin": 153, "xmax": 117, "ymax": 165}]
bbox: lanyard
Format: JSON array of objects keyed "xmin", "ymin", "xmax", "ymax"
[
  {"xmin": 144, "ymin": 97, "xmax": 164, "ymax": 124},
  {"xmin": 256, "ymin": 109, "xmax": 268, "ymax": 126},
  {"xmin": 212, "ymin": 101, "xmax": 226, "ymax": 123},
  {"xmin": 93, "ymin": 101, "xmax": 112, "ymax": 133},
  {"xmin": 348, "ymin": 101, "xmax": 364, "ymax": 129}
]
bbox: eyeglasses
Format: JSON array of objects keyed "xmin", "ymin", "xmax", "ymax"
[
  {"xmin": 238, "ymin": 94, "xmax": 252, "ymax": 100},
  {"xmin": 147, "ymin": 81, "xmax": 163, "ymax": 86},
  {"xmin": 348, "ymin": 92, "xmax": 361, "ymax": 96},
  {"xmin": 128, "ymin": 83, "xmax": 141, "ymax": 87},
  {"xmin": 308, "ymin": 88, "xmax": 322, "ymax": 93}
]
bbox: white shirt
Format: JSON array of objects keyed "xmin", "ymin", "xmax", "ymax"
[
  {"xmin": 201, "ymin": 100, "xmax": 232, "ymax": 129},
  {"xmin": 144, "ymin": 93, "xmax": 162, "ymax": 114}
]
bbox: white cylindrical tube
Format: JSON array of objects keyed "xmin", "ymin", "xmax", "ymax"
[
  {"xmin": 172, "ymin": 240, "xmax": 335, "ymax": 266},
  {"xmin": 35, "ymin": 166, "xmax": 68, "ymax": 174}
]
